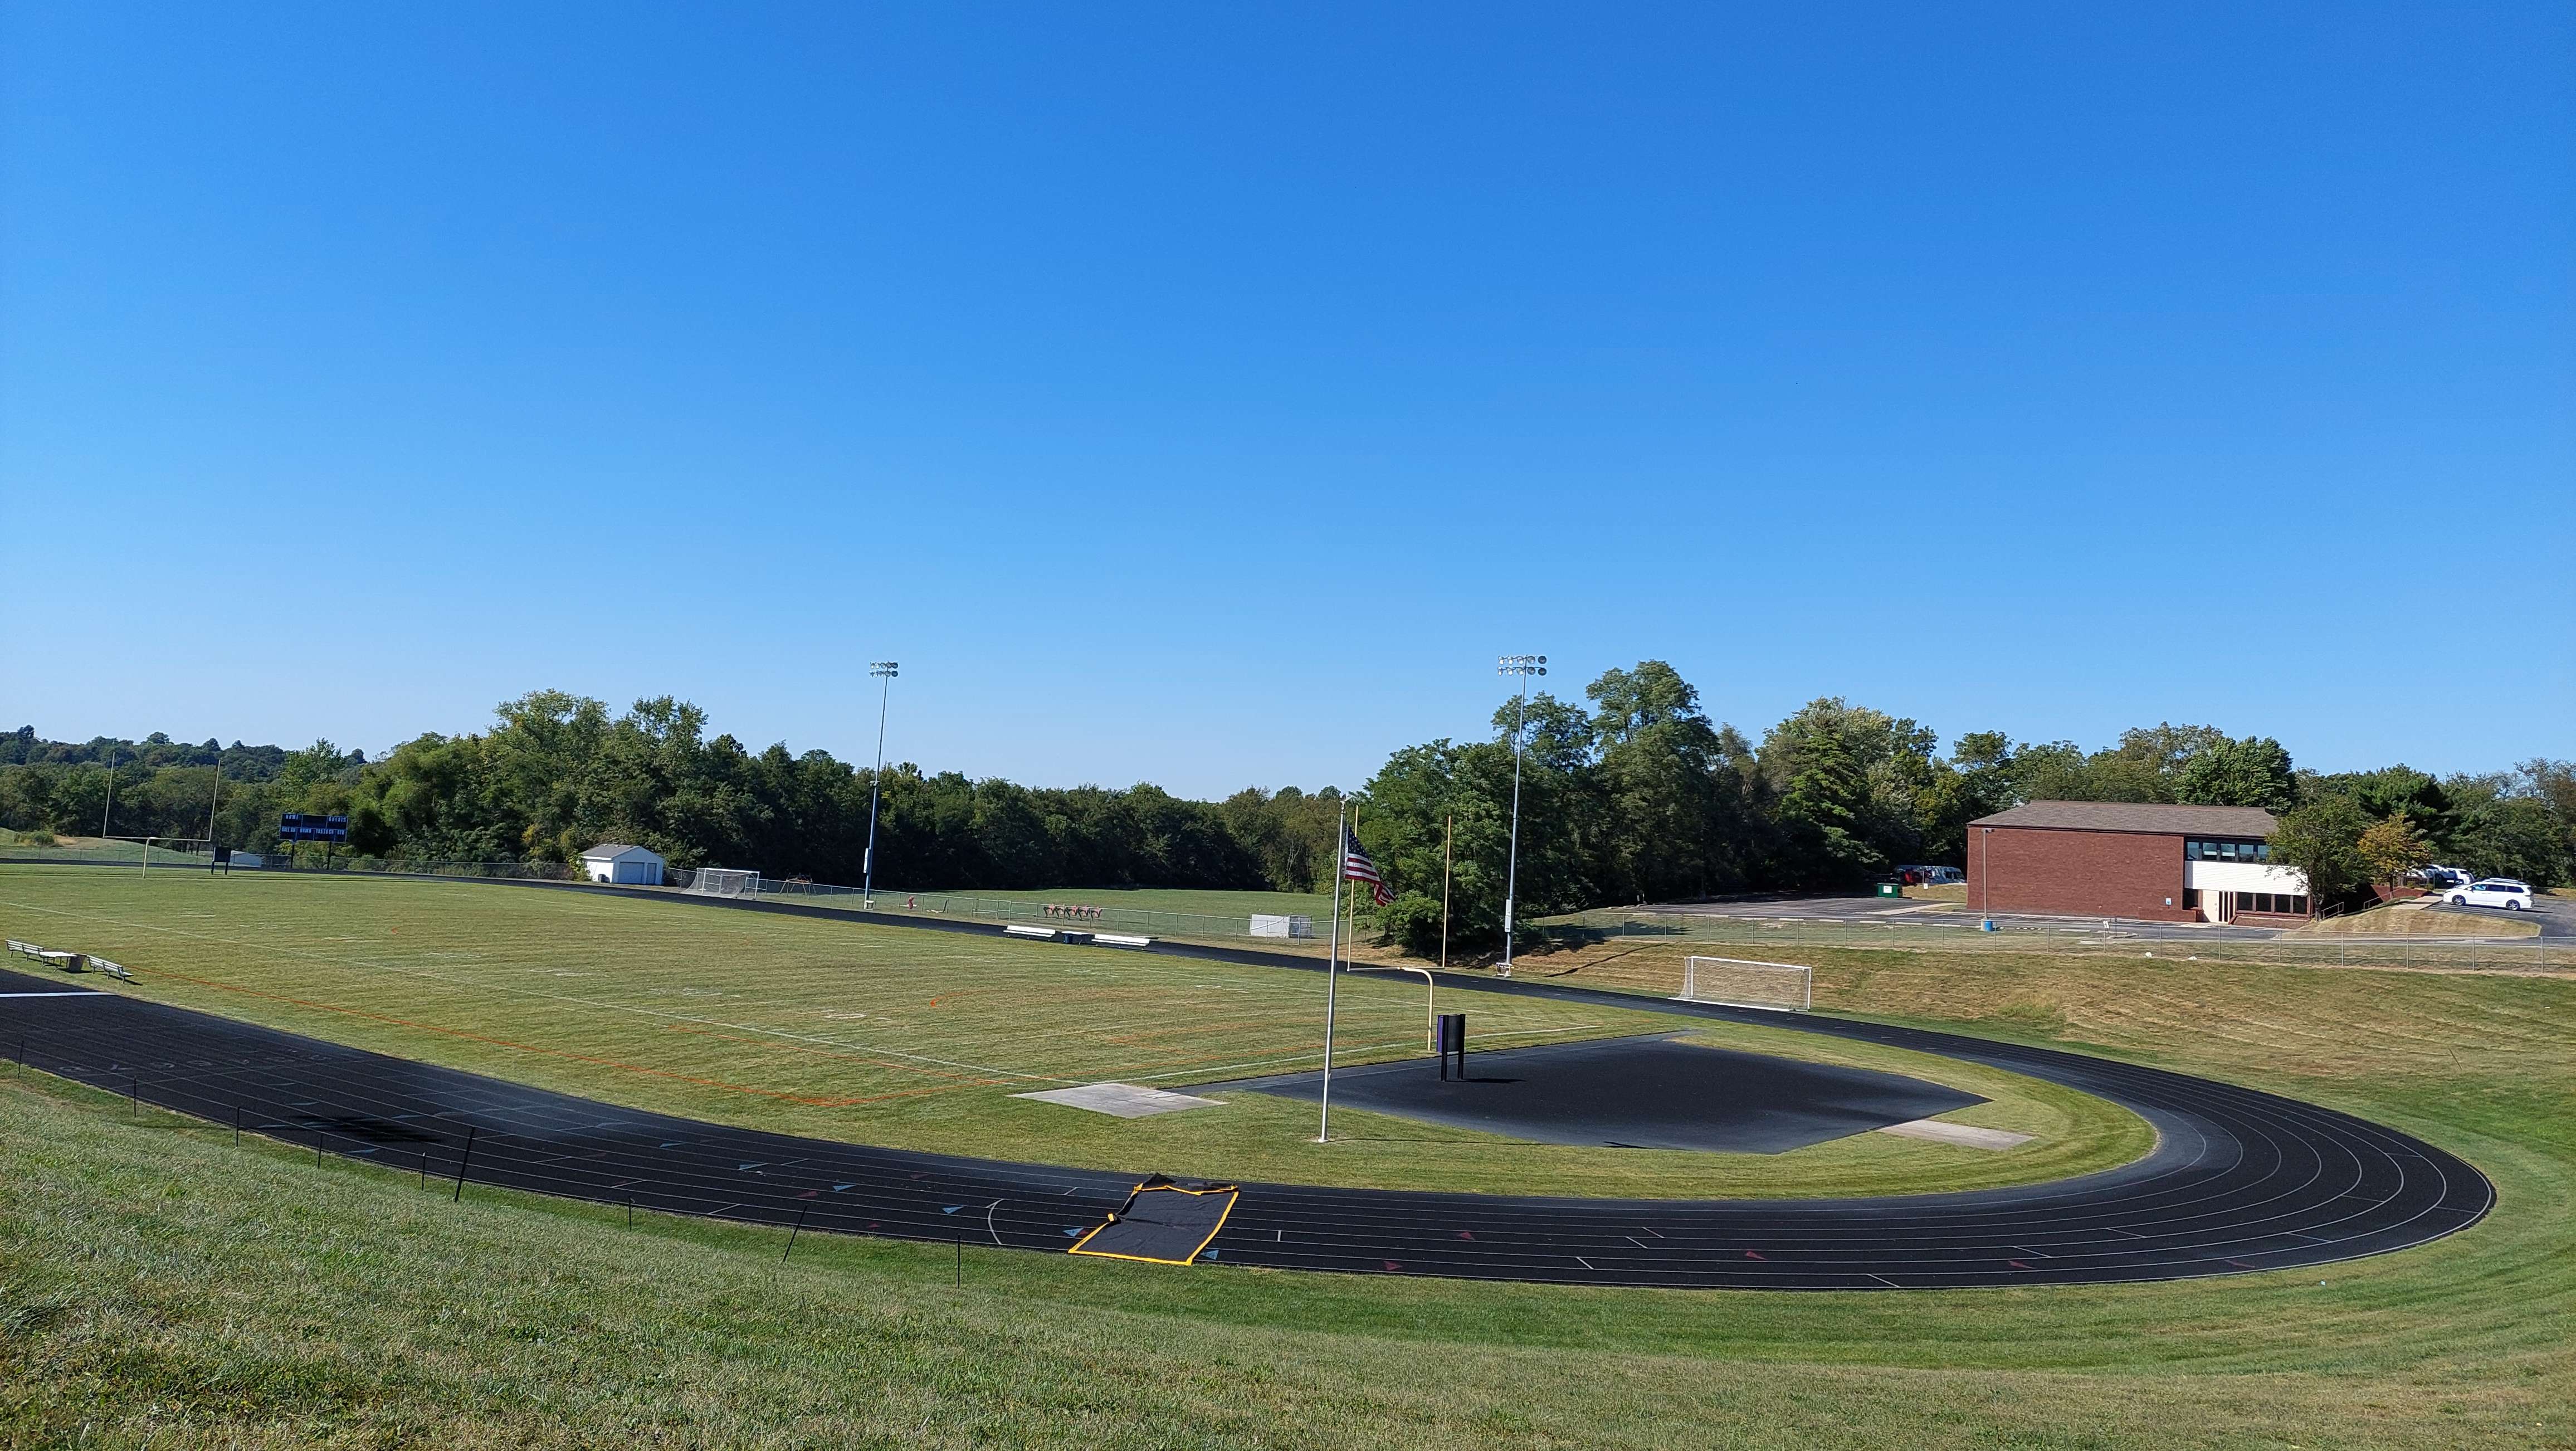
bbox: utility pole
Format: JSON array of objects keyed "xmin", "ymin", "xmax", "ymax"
[
  {"xmin": 100, "ymin": 744, "xmax": 118, "ymax": 843},
  {"xmin": 862, "ymin": 662, "xmax": 898, "ymax": 908},
  {"xmin": 1496, "ymin": 655, "xmax": 1545, "ymax": 976}
]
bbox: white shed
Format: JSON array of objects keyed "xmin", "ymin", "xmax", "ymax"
[{"xmin": 580, "ymin": 843, "xmax": 666, "ymax": 886}]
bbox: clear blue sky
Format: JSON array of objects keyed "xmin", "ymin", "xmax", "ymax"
[{"xmin": 6, "ymin": 3, "xmax": 2569, "ymax": 795}]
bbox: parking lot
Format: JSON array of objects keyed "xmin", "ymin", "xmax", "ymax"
[{"xmin": 1638, "ymin": 890, "xmax": 2569, "ymax": 942}]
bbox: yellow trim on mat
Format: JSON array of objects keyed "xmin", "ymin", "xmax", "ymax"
[{"xmin": 1067, "ymin": 1180, "xmax": 1240, "ymax": 1266}]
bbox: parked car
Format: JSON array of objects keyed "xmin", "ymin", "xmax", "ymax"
[
  {"xmin": 2421, "ymin": 865, "xmax": 2474, "ymax": 889},
  {"xmin": 2445, "ymin": 879, "xmax": 2534, "ymax": 911}
]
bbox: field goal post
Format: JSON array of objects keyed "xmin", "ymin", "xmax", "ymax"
[
  {"xmin": 1678, "ymin": 956, "xmax": 1813, "ymax": 1012},
  {"xmin": 686, "ymin": 867, "xmax": 760, "ymax": 899}
]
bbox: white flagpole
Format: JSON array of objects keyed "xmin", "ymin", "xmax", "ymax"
[{"xmin": 1317, "ymin": 801, "xmax": 1347, "ymax": 1143}]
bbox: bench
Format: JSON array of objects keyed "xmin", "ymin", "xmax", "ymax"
[
  {"xmin": 5, "ymin": 939, "xmax": 40, "ymax": 960},
  {"xmin": 90, "ymin": 957, "xmax": 134, "ymax": 982},
  {"xmin": 1003, "ymin": 924, "xmax": 1061, "ymax": 940}
]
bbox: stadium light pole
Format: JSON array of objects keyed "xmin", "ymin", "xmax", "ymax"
[
  {"xmin": 862, "ymin": 663, "xmax": 899, "ymax": 909},
  {"xmin": 1496, "ymin": 654, "xmax": 1546, "ymax": 977}
]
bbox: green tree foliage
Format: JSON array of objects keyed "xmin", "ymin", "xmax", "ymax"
[
  {"xmin": 2356, "ymin": 814, "xmax": 2434, "ymax": 894},
  {"xmin": 2174, "ymin": 736, "xmax": 2297, "ymax": 810},
  {"xmin": 2267, "ymin": 794, "xmax": 2375, "ymax": 909}
]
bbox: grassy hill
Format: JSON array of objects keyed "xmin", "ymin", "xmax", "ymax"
[{"xmin": 2, "ymin": 864, "xmax": 2569, "ymax": 1448}]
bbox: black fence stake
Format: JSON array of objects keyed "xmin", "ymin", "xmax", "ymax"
[
  {"xmin": 955, "ymin": 1231, "xmax": 963, "ymax": 1288},
  {"xmin": 419, "ymin": 1151, "xmax": 429, "ymax": 1188},
  {"xmin": 627, "ymin": 1198, "xmax": 634, "ymax": 1230},
  {"xmin": 783, "ymin": 1204, "xmax": 808, "ymax": 1262},
  {"xmin": 130, "ymin": 1075, "xmax": 140, "ymax": 1119},
  {"xmin": 451, "ymin": 1126, "xmax": 477, "ymax": 1202},
  {"xmin": 233, "ymin": 1102, "xmax": 242, "ymax": 1146},
  {"xmin": 315, "ymin": 1128, "xmax": 324, "ymax": 1166}
]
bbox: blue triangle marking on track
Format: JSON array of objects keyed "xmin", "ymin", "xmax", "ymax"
[
  {"xmin": 738, "ymin": 1162, "xmax": 764, "ymax": 1171},
  {"xmin": 1063, "ymin": 1228, "xmax": 1082, "ymax": 1236},
  {"xmin": 660, "ymin": 1141, "xmax": 685, "ymax": 1148},
  {"xmin": 941, "ymin": 1205, "xmax": 962, "ymax": 1214},
  {"xmin": 833, "ymin": 1183, "xmax": 854, "ymax": 1191}
]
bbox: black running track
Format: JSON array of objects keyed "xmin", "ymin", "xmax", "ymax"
[{"xmin": 0, "ymin": 880, "xmax": 2494, "ymax": 1289}]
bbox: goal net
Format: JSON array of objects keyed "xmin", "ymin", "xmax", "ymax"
[
  {"xmin": 1679, "ymin": 956, "xmax": 1812, "ymax": 1012},
  {"xmin": 685, "ymin": 867, "xmax": 760, "ymax": 898}
]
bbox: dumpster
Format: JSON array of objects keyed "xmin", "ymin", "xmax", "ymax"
[{"xmin": 1875, "ymin": 882, "xmax": 1902, "ymax": 898}]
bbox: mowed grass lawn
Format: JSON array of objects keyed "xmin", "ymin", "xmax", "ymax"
[
  {"xmin": 3, "ymin": 914, "xmax": 2569, "ymax": 1448},
  {"xmin": 0, "ymin": 868, "xmax": 2136, "ymax": 1198}
]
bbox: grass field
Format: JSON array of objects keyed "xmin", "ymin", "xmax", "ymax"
[
  {"xmin": 2292, "ymin": 901, "xmax": 2543, "ymax": 938},
  {"xmin": 0, "ymin": 867, "xmax": 2140, "ymax": 1199},
  {"xmin": 4, "ymin": 895, "xmax": 2568, "ymax": 1448}
]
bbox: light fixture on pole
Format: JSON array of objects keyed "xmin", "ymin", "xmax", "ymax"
[
  {"xmin": 862, "ymin": 662, "xmax": 899, "ymax": 908},
  {"xmin": 1496, "ymin": 654, "xmax": 1545, "ymax": 976}
]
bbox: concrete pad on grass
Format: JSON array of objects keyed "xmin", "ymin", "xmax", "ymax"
[
  {"xmin": 1013, "ymin": 1082, "xmax": 1224, "ymax": 1119},
  {"xmin": 1876, "ymin": 1118, "xmax": 2033, "ymax": 1150}
]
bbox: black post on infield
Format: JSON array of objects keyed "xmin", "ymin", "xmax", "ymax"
[
  {"xmin": 1436, "ymin": 1013, "xmax": 1467, "ymax": 1080},
  {"xmin": 783, "ymin": 1204, "xmax": 808, "ymax": 1262},
  {"xmin": 451, "ymin": 1126, "xmax": 478, "ymax": 1202}
]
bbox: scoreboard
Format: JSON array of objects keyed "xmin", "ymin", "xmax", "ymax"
[{"xmin": 280, "ymin": 813, "xmax": 350, "ymax": 843}]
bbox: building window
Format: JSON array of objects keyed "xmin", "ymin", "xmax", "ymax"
[
  {"xmin": 2183, "ymin": 888, "xmax": 2200, "ymax": 909},
  {"xmin": 2186, "ymin": 838, "xmax": 2272, "ymax": 863}
]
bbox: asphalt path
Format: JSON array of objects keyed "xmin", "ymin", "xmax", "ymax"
[{"xmin": 0, "ymin": 873, "xmax": 2495, "ymax": 1288}]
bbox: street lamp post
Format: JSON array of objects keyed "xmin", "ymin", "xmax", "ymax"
[
  {"xmin": 862, "ymin": 662, "xmax": 899, "ymax": 908},
  {"xmin": 1980, "ymin": 826, "xmax": 1993, "ymax": 930},
  {"xmin": 1496, "ymin": 654, "xmax": 1545, "ymax": 976}
]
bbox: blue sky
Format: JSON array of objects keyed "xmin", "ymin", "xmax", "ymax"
[{"xmin": 4, "ymin": 3, "xmax": 2569, "ymax": 795}]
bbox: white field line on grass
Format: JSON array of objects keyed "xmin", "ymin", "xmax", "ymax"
[
  {"xmin": 0, "ymin": 894, "xmax": 1068, "ymax": 1086},
  {"xmin": 1, "ymin": 890, "xmax": 1593, "ymax": 1091}
]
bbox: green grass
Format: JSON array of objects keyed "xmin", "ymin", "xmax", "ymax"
[
  {"xmin": 3, "ymin": 936, "xmax": 2569, "ymax": 1448},
  {"xmin": 0, "ymin": 868, "xmax": 2140, "ymax": 1199}
]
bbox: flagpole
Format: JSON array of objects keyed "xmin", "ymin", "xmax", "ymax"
[{"xmin": 1317, "ymin": 801, "xmax": 1347, "ymax": 1143}]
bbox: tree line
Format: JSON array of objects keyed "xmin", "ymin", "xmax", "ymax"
[{"xmin": 5, "ymin": 669, "xmax": 2567, "ymax": 947}]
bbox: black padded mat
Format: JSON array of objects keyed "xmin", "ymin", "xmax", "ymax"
[
  {"xmin": 1069, "ymin": 1176, "xmax": 1240, "ymax": 1264},
  {"xmin": 1199, "ymin": 1034, "xmax": 1982, "ymax": 1152}
]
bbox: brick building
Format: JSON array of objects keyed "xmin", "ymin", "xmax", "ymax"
[{"xmin": 1964, "ymin": 801, "xmax": 2312, "ymax": 925}]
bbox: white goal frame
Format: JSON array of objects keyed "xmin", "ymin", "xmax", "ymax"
[
  {"xmin": 1678, "ymin": 956, "xmax": 1812, "ymax": 1012},
  {"xmin": 686, "ymin": 867, "xmax": 760, "ymax": 898}
]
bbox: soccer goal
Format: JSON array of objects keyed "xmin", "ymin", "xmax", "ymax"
[
  {"xmin": 685, "ymin": 867, "xmax": 760, "ymax": 898},
  {"xmin": 1678, "ymin": 956, "xmax": 1813, "ymax": 1012}
]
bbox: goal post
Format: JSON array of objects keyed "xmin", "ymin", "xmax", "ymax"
[
  {"xmin": 1678, "ymin": 956, "xmax": 1812, "ymax": 1012},
  {"xmin": 685, "ymin": 867, "xmax": 760, "ymax": 898}
]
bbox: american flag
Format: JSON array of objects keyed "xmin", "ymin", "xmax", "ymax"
[{"xmin": 1342, "ymin": 828, "xmax": 1394, "ymax": 906}]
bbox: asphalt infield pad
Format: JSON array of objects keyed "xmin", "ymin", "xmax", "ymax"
[
  {"xmin": 0, "ymin": 908, "xmax": 2498, "ymax": 1288},
  {"xmin": 1201, "ymin": 1034, "xmax": 1984, "ymax": 1152}
]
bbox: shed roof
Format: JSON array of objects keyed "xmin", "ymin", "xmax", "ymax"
[
  {"xmin": 1967, "ymin": 801, "xmax": 2280, "ymax": 837},
  {"xmin": 579, "ymin": 843, "xmax": 662, "ymax": 861}
]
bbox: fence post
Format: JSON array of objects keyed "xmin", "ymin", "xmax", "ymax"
[{"xmin": 452, "ymin": 1126, "xmax": 477, "ymax": 1202}]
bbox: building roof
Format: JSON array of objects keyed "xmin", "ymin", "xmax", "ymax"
[
  {"xmin": 579, "ymin": 842, "xmax": 661, "ymax": 861},
  {"xmin": 1968, "ymin": 801, "xmax": 2280, "ymax": 837}
]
